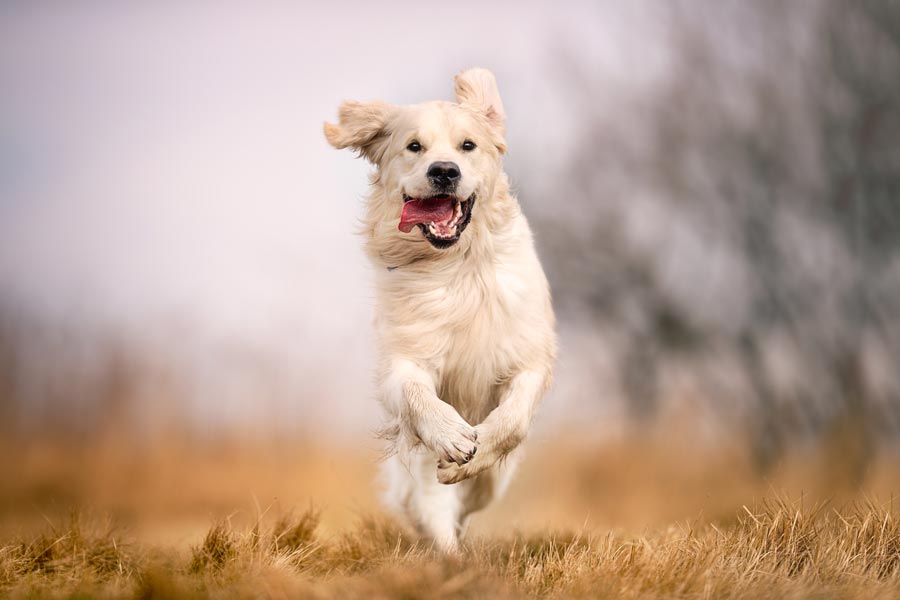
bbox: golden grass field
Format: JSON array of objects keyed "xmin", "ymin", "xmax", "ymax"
[{"xmin": 3, "ymin": 430, "xmax": 900, "ymax": 599}]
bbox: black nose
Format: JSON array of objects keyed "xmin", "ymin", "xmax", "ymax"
[{"xmin": 427, "ymin": 161, "xmax": 461, "ymax": 188}]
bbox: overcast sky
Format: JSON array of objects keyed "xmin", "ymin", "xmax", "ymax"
[{"xmin": 0, "ymin": 2, "xmax": 670, "ymax": 432}]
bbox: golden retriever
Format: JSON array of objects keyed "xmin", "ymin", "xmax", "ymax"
[{"xmin": 324, "ymin": 68, "xmax": 557, "ymax": 552}]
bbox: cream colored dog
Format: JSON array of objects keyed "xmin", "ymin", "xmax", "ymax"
[{"xmin": 324, "ymin": 68, "xmax": 557, "ymax": 552}]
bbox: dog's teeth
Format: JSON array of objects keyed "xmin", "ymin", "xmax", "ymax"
[{"xmin": 449, "ymin": 203, "xmax": 462, "ymax": 226}]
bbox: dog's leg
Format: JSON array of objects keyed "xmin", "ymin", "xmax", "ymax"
[
  {"xmin": 454, "ymin": 446, "xmax": 525, "ymax": 538},
  {"xmin": 382, "ymin": 358, "xmax": 478, "ymax": 466},
  {"xmin": 437, "ymin": 369, "xmax": 548, "ymax": 484},
  {"xmin": 383, "ymin": 447, "xmax": 464, "ymax": 553}
]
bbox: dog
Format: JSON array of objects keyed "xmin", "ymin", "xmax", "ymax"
[{"xmin": 324, "ymin": 68, "xmax": 557, "ymax": 552}]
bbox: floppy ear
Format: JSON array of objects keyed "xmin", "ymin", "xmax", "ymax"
[
  {"xmin": 454, "ymin": 67, "xmax": 507, "ymax": 153},
  {"xmin": 323, "ymin": 100, "xmax": 393, "ymax": 164}
]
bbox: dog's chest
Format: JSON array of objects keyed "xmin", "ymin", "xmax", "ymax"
[{"xmin": 382, "ymin": 255, "xmax": 536, "ymax": 380}]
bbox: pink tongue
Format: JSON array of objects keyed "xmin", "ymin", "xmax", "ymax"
[{"xmin": 398, "ymin": 197, "xmax": 454, "ymax": 233}]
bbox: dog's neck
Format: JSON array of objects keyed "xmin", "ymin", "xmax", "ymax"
[{"xmin": 363, "ymin": 174, "xmax": 519, "ymax": 272}]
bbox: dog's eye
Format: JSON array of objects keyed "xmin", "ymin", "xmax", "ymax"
[
  {"xmin": 461, "ymin": 140, "xmax": 476, "ymax": 152},
  {"xmin": 406, "ymin": 141, "xmax": 422, "ymax": 153}
]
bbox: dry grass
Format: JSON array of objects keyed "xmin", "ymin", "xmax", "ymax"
[
  {"xmin": 4, "ymin": 432, "xmax": 900, "ymax": 598},
  {"xmin": 0, "ymin": 511, "xmax": 136, "ymax": 598},
  {"xmin": 2, "ymin": 498, "xmax": 900, "ymax": 599}
]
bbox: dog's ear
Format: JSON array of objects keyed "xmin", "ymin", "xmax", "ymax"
[
  {"xmin": 454, "ymin": 68, "xmax": 507, "ymax": 153},
  {"xmin": 323, "ymin": 100, "xmax": 394, "ymax": 164}
]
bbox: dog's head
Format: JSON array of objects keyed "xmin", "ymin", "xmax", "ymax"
[{"xmin": 324, "ymin": 68, "xmax": 507, "ymax": 252}]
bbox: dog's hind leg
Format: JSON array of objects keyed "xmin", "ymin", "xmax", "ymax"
[{"xmin": 382, "ymin": 448, "xmax": 464, "ymax": 553}]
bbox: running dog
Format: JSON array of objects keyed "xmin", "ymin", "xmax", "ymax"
[{"xmin": 324, "ymin": 68, "xmax": 556, "ymax": 552}]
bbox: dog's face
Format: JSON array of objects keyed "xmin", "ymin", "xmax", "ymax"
[
  {"xmin": 382, "ymin": 102, "xmax": 501, "ymax": 248},
  {"xmin": 325, "ymin": 69, "xmax": 507, "ymax": 250}
]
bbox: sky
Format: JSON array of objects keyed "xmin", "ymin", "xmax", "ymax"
[{"xmin": 0, "ymin": 2, "xmax": 668, "ymax": 433}]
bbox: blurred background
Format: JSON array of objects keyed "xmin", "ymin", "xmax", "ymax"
[{"xmin": 2, "ymin": 0, "xmax": 899, "ymax": 545}]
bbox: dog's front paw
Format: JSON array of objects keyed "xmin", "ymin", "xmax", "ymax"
[
  {"xmin": 436, "ymin": 423, "xmax": 510, "ymax": 484},
  {"xmin": 436, "ymin": 457, "xmax": 470, "ymax": 484},
  {"xmin": 437, "ymin": 448, "xmax": 491, "ymax": 484},
  {"xmin": 414, "ymin": 402, "xmax": 478, "ymax": 466}
]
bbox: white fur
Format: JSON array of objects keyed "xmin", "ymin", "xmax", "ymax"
[{"xmin": 324, "ymin": 68, "xmax": 557, "ymax": 552}]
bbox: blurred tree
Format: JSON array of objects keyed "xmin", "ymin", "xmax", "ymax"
[{"xmin": 531, "ymin": 0, "xmax": 900, "ymax": 479}]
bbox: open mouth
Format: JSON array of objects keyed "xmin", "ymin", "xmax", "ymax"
[{"xmin": 398, "ymin": 193, "xmax": 475, "ymax": 249}]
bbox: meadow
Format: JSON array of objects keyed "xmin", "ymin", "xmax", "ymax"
[{"xmin": 3, "ymin": 431, "xmax": 900, "ymax": 599}]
